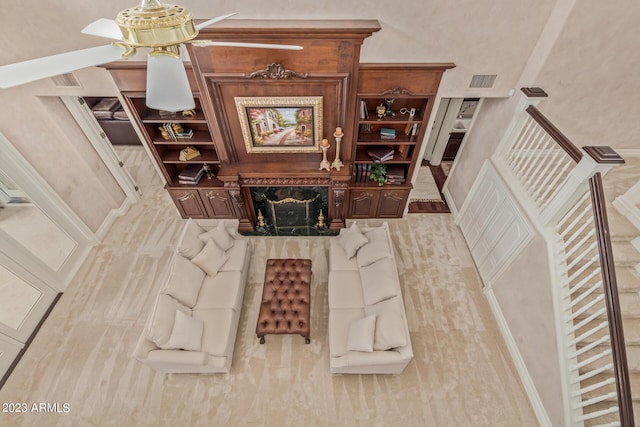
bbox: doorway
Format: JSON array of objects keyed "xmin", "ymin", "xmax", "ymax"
[{"xmin": 424, "ymin": 97, "xmax": 481, "ymax": 182}]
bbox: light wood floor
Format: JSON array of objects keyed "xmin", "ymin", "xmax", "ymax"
[{"xmin": 0, "ymin": 146, "xmax": 537, "ymax": 426}]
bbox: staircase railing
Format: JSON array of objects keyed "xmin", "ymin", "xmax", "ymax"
[{"xmin": 497, "ymin": 89, "xmax": 631, "ymax": 426}]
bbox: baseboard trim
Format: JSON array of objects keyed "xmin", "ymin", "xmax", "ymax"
[
  {"xmin": 95, "ymin": 198, "xmax": 133, "ymax": 241},
  {"xmin": 0, "ymin": 293, "xmax": 62, "ymax": 390},
  {"xmin": 484, "ymin": 288, "xmax": 552, "ymax": 427},
  {"xmin": 441, "ymin": 186, "xmax": 459, "ymax": 220}
]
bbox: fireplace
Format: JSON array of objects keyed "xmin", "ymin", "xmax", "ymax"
[{"xmin": 249, "ymin": 186, "xmax": 331, "ymax": 236}]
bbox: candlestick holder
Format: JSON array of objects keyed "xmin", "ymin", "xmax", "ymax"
[
  {"xmin": 319, "ymin": 141, "xmax": 331, "ymax": 171},
  {"xmin": 331, "ymin": 131, "xmax": 344, "ymax": 171}
]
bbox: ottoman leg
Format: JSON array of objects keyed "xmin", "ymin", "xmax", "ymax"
[
  {"xmin": 258, "ymin": 334, "xmax": 265, "ymax": 344},
  {"xmin": 304, "ymin": 335, "xmax": 310, "ymax": 344}
]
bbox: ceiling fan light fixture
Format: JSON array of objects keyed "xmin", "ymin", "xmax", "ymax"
[
  {"xmin": 145, "ymin": 53, "xmax": 195, "ymax": 112},
  {"xmin": 116, "ymin": 2, "xmax": 197, "ymax": 47}
]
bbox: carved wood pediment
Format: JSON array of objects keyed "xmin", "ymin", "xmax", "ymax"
[{"xmin": 243, "ymin": 63, "xmax": 309, "ymax": 80}]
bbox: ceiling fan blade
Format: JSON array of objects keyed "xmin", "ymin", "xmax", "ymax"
[
  {"xmin": 81, "ymin": 18, "xmax": 124, "ymax": 41},
  {"xmin": 191, "ymin": 41, "xmax": 303, "ymax": 50},
  {"xmin": 146, "ymin": 54, "xmax": 195, "ymax": 112},
  {"xmin": 0, "ymin": 44, "xmax": 129, "ymax": 89},
  {"xmin": 195, "ymin": 13, "xmax": 238, "ymax": 30}
]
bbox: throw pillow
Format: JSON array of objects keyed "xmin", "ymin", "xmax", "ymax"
[
  {"xmin": 161, "ymin": 310, "xmax": 204, "ymax": 351},
  {"xmin": 337, "ymin": 222, "xmax": 368, "ymax": 259},
  {"xmin": 191, "ymin": 239, "xmax": 230, "ymax": 276},
  {"xmin": 177, "ymin": 220, "xmax": 206, "ymax": 260},
  {"xmin": 161, "ymin": 255, "xmax": 206, "ymax": 307},
  {"xmin": 146, "ymin": 294, "xmax": 192, "ymax": 348},
  {"xmin": 364, "ymin": 295, "xmax": 407, "ymax": 351},
  {"xmin": 357, "ymin": 225, "xmax": 392, "ymax": 268},
  {"xmin": 198, "ymin": 221, "xmax": 235, "ymax": 251},
  {"xmin": 346, "ymin": 315, "xmax": 376, "ymax": 352},
  {"xmin": 359, "ymin": 257, "xmax": 398, "ymax": 306}
]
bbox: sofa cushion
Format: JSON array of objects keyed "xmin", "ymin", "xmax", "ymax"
[
  {"xmin": 328, "ymin": 270, "xmax": 365, "ymax": 309},
  {"xmin": 328, "ymin": 307, "xmax": 365, "ymax": 357},
  {"xmin": 199, "ymin": 221, "xmax": 235, "ymax": 251},
  {"xmin": 337, "ymin": 222, "xmax": 368, "ymax": 259},
  {"xmin": 193, "ymin": 271, "xmax": 244, "ymax": 310},
  {"xmin": 177, "ymin": 220, "xmax": 205, "ymax": 259},
  {"xmin": 364, "ymin": 295, "xmax": 407, "ymax": 351},
  {"xmin": 357, "ymin": 225, "xmax": 392, "ymax": 268},
  {"xmin": 162, "ymin": 310, "xmax": 204, "ymax": 351},
  {"xmin": 219, "ymin": 239, "xmax": 249, "ymax": 272},
  {"xmin": 146, "ymin": 294, "xmax": 192, "ymax": 348},
  {"xmin": 161, "ymin": 255, "xmax": 205, "ymax": 307},
  {"xmin": 360, "ymin": 257, "xmax": 398, "ymax": 306},
  {"xmin": 192, "ymin": 308, "xmax": 235, "ymax": 357},
  {"xmin": 346, "ymin": 315, "xmax": 376, "ymax": 352},
  {"xmin": 329, "ymin": 238, "xmax": 358, "ymax": 271},
  {"xmin": 191, "ymin": 239, "xmax": 229, "ymax": 276}
]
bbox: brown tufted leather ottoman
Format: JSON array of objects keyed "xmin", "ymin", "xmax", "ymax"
[{"xmin": 256, "ymin": 259, "xmax": 312, "ymax": 344}]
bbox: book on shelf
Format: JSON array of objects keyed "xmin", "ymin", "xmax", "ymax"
[
  {"xmin": 359, "ymin": 99, "xmax": 369, "ymax": 120},
  {"xmin": 404, "ymin": 123, "xmax": 413, "ymax": 136},
  {"xmin": 178, "ymin": 164, "xmax": 205, "ymax": 184},
  {"xmin": 410, "ymin": 123, "xmax": 419, "ymax": 137},
  {"xmin": 367, "ymin": 146, "xmax": 395, "ymax": 162},
  {"xmin": 380, "ymin": 128, "xmax": 396, "ymax": 139},
  {"xmin": 396, "ymin": 144, "xmax": 411, "ymax": 159},
  {"xmin": 386, "ymin": 165, "xmax": 405, "ymax": 185},
  {"xmin": 353, "ymin": 163, "xmax": 373, "ymax": 183}
]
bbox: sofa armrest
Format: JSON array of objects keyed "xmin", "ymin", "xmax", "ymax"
[{"xmin": 146, "ymin": 349, "xmax": 208, "ymax": 366}]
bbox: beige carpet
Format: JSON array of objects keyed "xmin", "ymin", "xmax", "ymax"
[
  {"xmin": 0, "ymin": 147, "xmax": 537, "ymax": 426},
  {"xmin": 410, "ymin": 166, "xmax": 442, "ymax": 202}
]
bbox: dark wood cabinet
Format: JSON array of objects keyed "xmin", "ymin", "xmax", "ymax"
[
  {"xmin": 378, "ymin": 188, "xmax": 410, "ymax": 217},
  {"xmin": 168, "ymin": 188, "xmax": 208, "ymax": 219},
  {"xmin": 348, "ymin": 189, "xmax": 379, "ymax": 218},
  {"xmin": 348, "ymin": 187, "xmax": 410, "ymax": 218},
  {"xmin": 199, "ymin": 189, "xmax": 235, "ymax": 218}
]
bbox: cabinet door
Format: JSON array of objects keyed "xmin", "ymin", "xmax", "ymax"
[
  {"xmin": 348, "ymin": 189, "xmax": 379, "ymax": 218},
  {"xmin": 168, "ymin": 188, "xmax": 208, "ymax": 219},
  {"xmin": 199, "ymin": 189, "xmax": 235, "ymax": 218},
  {"xmin": 378, "ymin": 188, "xmax": 410, "ymax": 218}
]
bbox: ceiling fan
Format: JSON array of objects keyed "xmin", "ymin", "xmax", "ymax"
[{"xmin": 0, "ymin": 0, "xmax": 302, "ymax": 112}]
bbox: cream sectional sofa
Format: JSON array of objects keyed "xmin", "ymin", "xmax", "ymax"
[
  {"xmin": 328, "ymin": 222, "xmax": 413, "ymax": 374},
  {"xmin": 133, "ymin": 219, "xmax": 250, "ymax": 373}
]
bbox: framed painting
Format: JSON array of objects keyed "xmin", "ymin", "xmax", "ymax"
[{"xmin": 235, "ymin": 96, "xmax": 323, "ymax": 153}]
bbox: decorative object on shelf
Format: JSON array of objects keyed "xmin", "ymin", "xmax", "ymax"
[
  {"xmin": 182, "ymin": 109, "xmax": 196, "ymax": 117},
  {"xmin": 235, "ymin": 96, "xmax": 323, "ymax": 153},
  {"xmin": 331, "ymin": 127, "xmax": 344, "ymax": 171},
  {"xmin": 399, "ymin": 107, "xmax": 416, "ymax": 121},
  {"xmin": 376, "ymin": 104, "xmax": 386, "ymax": 120},
  {"xmin": 319, "ymin": 139, "xmax": 331, "ymax": 171},
  {"xmin": 384, "ymin": 98, "xmax": 395, "ymax": 116},
  {"xmin": 369, "ymin": 163, "xmax": 387, "ymax": 186},
  {"xmin": 179, "ymin": 146, "xmax": 200, "ymax": 161},
  {"xmin": 202, "ymin": 163, "xmax": 214, "ymax": 179}
]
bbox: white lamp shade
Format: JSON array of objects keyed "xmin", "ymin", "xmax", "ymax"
[{"xmin": 145, "ymin": 54, "xmax": 195, "ymax": 112}]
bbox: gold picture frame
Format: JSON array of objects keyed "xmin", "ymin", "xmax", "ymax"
[{"xmin": 235, "ymin": 96, "xmax": 323, "ymax": 153}]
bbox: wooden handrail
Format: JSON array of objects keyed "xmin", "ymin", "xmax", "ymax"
[
  {"xmin": 589, "ymin": 172, "xmax": 635, "ymax": 427},
  {"xmin": 525, "ymin": 105, "xmax": 583, "ymax": 163}
]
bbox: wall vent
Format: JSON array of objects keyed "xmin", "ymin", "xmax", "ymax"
[
  {"xmin": 51, "ymin": 73, "xmax": 82, "ymax": 88},
  {"xmin": 469, "ymin": 74, "xmax": 497, "ymax": 89}
]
